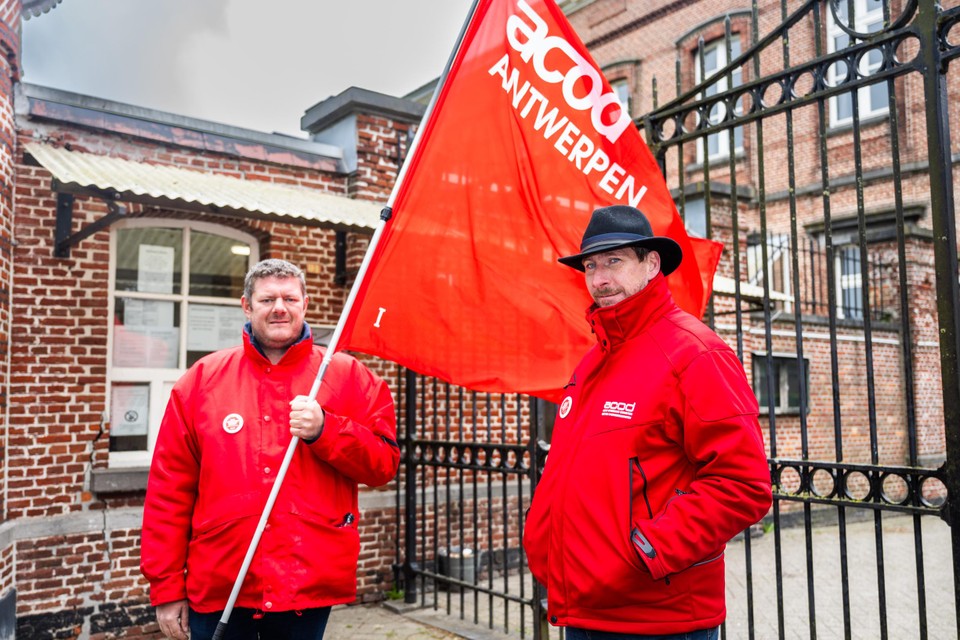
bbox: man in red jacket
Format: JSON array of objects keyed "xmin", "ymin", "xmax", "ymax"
[
  {"xmin": 523, "ymin": 206, "xmax": 772, "ymax": 639},
  {"xmin": 141, "ymin": 259, "xmax": 399, "ymax": 640}
]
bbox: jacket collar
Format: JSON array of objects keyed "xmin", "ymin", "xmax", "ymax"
[
  {"xmin": 586, "ymin": 272, "xmax": 674, "ymax": 354},
  {"xmin": 242, "ymin": 322, "xmax": 314, "ymax": 365}
]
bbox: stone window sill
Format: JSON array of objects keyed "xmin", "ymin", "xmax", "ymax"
[{"xmin": 92, "ymin": 468, "xmax": 149, "ymax": 494}]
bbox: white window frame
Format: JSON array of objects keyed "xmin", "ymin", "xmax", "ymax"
[
  {"xmin": 107, "ymin": 219, "xmax": 259, "ymax": 468},
  {"xmin": 695, "ymin": 35, "xmax": 744, "ymax": 163},
  {"xmin": 746, "ymin": 233, "xmax": 793, "ymax": 314},
  {"xmin": 827, "ymin": 0, "xmax": 888, "ymax": 128},
  {"xmin": 835, "ymin": 245, "xmax": 864, "ymax": 320}
]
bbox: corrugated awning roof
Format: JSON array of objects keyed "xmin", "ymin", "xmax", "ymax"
[{"xmin": 25, "ymin": 142, "xmax": 380, "ymax": 232}]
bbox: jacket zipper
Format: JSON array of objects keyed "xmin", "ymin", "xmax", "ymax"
[
  {"xmin": 630, "ymin": 458, "xmax": 670, "ymax": 585},
  {"xmin": 630, "ymin": 458, "xmax": 654, "ymax": 519}
]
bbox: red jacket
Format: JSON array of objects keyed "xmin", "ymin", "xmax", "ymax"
[
  {"xmin": 141, "ymin": 326, "xmax": 399, "ymax": 613},
  {"xmin": 523, "ymin": 274, "xmax": 771, "ymax": 634}
]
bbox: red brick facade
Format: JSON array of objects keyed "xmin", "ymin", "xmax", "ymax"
[
  {"xmin": 6, "ymin": 111, "xmax": 417, "ymax": 634},
  {"xmin": 0, "ymin": 1, "xmax": 426, "ymax": 634},
  {"xmin": 0, "ymin": 0, "xmax": 953, "ymax": 637}
]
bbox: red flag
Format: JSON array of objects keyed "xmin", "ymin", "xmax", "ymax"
[{"xmin": 340, "ymin": 0, "xmax": 722, "ymax": 401}]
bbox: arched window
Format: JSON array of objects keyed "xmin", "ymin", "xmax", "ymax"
[{"xmin": 108, "ymin": 220, "xmax": 259, "ymax": 467}]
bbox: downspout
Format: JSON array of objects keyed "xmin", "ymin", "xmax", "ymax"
[
  {"xmin": 0, "ymin": 9, "xmax": 21, "ymax": 525},
  {"xmin": 2, "ymin": 227, "xmax": 11, "ymax": 523}
]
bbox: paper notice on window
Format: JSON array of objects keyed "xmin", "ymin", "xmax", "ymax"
[
  {"xmin": 188, "ymin": 304, "xmax": 246, "ymax": 352},
  {"xmin": 138, "ymin": 244, "xmax": 175, "ymax": 294},
  {"xmin": 123, "ymin": 299, "xmax": 175, "ymax": 328},
  {"xmin": 113, "ymin": 325, "xmax": 180, "ymax": 368},
  {"xmin": 111, "ymin": 385, "xmax": 149, "ymax": 436}
]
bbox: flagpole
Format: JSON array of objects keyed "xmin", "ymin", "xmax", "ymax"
[{"xmin": 210, "ymin": 2, "xmax": 483, "ymax": 637}]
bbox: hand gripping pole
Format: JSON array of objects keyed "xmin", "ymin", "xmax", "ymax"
[
  {"xmin": 210, "ymin": 2, "xmax": 480, "ymax": 635},
  {"xmin": 211, "ymin": 216, "xmax": 384, "ymax": 639}
]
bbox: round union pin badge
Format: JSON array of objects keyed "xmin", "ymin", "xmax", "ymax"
[
  {"xmin": 558, "ymin": 396, "xmax": 573, "ymax": 419},
  {"xmin": 222, "ymin": 413, "xmax": 244, "ymax": 434}
]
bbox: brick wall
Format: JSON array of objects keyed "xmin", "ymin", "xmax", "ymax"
[
  {"xmin": 350, "ymin": 113, "xmax": 414, "ymax": 203},
  {"xmin": 4, "ymin": 108, "xmax": 405, "ymax": 635}
]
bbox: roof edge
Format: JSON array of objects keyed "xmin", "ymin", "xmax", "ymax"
[
  {"xmin": 301, "ymin": 86, "xmax": 426, "ymax": 134},
  {"xmin": 20, "ymin": 83, "xmax": 346, "ymax": 172}
]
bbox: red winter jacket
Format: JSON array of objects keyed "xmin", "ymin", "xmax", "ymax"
[
  {"xmin": 141, "ymin": 326, "xmax": 399, "ymax": 613},
  {"xmin": 523, "ymin": 274, "xmax": 771, "ymax": 634}
]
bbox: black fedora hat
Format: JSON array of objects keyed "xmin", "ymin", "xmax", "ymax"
[{"xmin": 558, "ymin": 205, "xmax": 683, "ymax": 275}]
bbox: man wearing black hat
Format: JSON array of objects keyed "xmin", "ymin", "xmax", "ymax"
[{"xmin": 523, "ymin": 205, "xmax": 772, "ymax": 639}]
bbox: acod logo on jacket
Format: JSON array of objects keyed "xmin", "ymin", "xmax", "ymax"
[{"xmin": 601, "ymin": 400, "xmax": 635, "ymax": 419}]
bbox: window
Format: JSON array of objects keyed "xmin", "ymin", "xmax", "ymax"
[
  {"xmin": 695, "ymin": 35, "xmax": 744, "ymax": 163},
  {"xmin": 836, "ymin": 245, "xmax": 863, "ymax": 320},
  {"xmin": 827, "ymin": 0, "xmax": 888, "ymax": 127},
  {"xmin": 681, "ymin": 197, "xmax": 707, "ymax": 238},
  {"xmin": 746, "ymin": 233, "xmax": 792, "ymax": 312},
  {"xmin": 108, "ymin": 220, "xmax": 258, "ymax": 467},
  {"xmin": 752, "ymin": 354, "xmax": 809, "ymax": 414},
  {"xmin": 610, "ymin": 79, "xmax": 632, "ymax": 119}
]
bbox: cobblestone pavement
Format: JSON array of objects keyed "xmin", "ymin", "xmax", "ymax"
[
  {"xmin": 725, "ymin": 513, "xmax": 955, "ymax": 640},
  {"xmin": 324, "ymin": 603, "xmax": 461, "ymax": 640},
  {"xmin": 339, "ymin": 512, "xmax": 955, "ymax": 640}
]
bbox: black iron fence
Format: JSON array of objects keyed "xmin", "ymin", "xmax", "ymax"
[
  {"xmin": 744, "ymin": 233, "xmax": 895, "ymax": 322},
  {"xmin": 392, "ymin": 369, "xmax": 548, "ymax": 638},
  {"xmin": 643, "ymin": 0, "xmax": 960, "ymax": 638},
  {"xmin": 389, "ymin": 1, "xmax": 960, "ymax": 639}
]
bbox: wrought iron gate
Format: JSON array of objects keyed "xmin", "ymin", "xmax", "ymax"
[
  {"xmin": 392, "ymin": 369, "xmax": 549, "ymax": 638},
  {"xmin": 642, "ymin": 1, "xmax": 959, "ymax": 638},
  {"xmin": 392, "ymin": 1, "xmax": 960, "ymax": 638}
]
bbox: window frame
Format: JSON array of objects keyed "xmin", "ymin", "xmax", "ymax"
[
  {"xmin": 746, "ymin": 233, "xmax": 793, "ymax": 315},
  {"xmin": 695, "ymin": 34, "xmax": 744, "ymax": 164},
  {"xmin": 835, "ymin": 244, "xmax": 865, "ymax": 320},
  {"xmin": 826, "ymin": 0, "xmax": 889, "ymax": 128},
  {"xmin": 752, "ymin": 353, "xmax": 810, "ymax": 415},
  {"xmin": 107, "ymin": 218, "xmax": 259, "ymax": 468},
  {"xmin": 609, "ymin": 78, "xmax": 632, "ymax": 119}
]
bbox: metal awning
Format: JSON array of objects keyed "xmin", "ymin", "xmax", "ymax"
[{"xmin": 25, "ymin": 142, "xmax": 381, "ymax": 254}]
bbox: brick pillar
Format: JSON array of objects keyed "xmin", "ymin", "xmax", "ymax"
[
  {"xmin": 0, "ymin": 0, "xmax": 19, "ymax": 631},
  {"xmin": 350, "ymin": 112, "xmax": 426, "ymax": 209}
]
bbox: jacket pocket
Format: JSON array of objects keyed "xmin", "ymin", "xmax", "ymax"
[
  {"xmin": 286, "ymin": 466, "xmax": 355, "ymax": 526},
  {"xmin": 692, "ymin": 550, "xmax": 724, "ymax": 567},
  {"xmin": 286, "ymin": 509, "xmax": 361, "ymax": 601},
  {"xmin": 628, "ymin": 457, "xmax": 657, "ymax": 568},
  {"xmin": 564, "ymin": 450, "xmax": 668, "ymax": 610},
  {"xmin": 191, "ymin": 491, "xmax": 262, "ymax": 540}
]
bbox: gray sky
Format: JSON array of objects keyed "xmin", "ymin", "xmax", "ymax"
[{"xmin": 22, "ymin": 0, "xmax": 475, "ymax": 137}]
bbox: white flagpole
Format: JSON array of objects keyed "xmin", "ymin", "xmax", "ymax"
[{"xmin": 211, "ymin": 1, "xmax": 483, "ymax": 637}]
